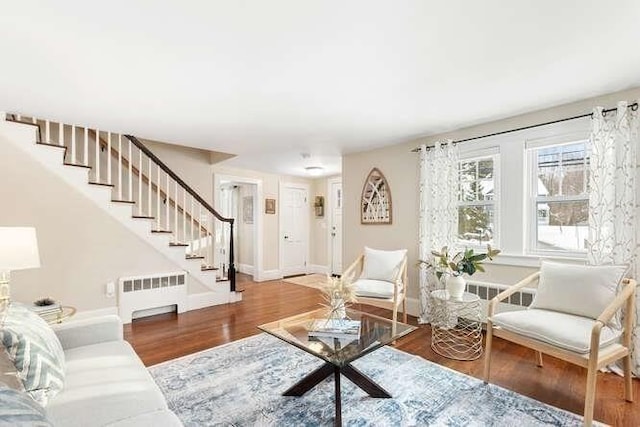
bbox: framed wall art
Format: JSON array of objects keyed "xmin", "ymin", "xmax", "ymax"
[
  {"xmin": 361, "ymin": 167, "xmax": 392, "ymax": 224},
  {"xmin": 265, "ymin": 198, "xmax": 276, "ymax": 214}
]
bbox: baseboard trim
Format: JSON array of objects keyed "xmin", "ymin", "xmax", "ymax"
[
  {"xmin": 188, "ymin": 292, "xmax": 223, "ymax": 311},
  {"xmin": 74, "ymin": 306, "xmax": 119, "ymax": 321},
  {"xmin": 308, "ymin": 264, "xmax": 329, "ymax": 275},
  {"xmin": 259, "ymin": 269, "xmax": 282, "ymax": 282},
  {"xmin": 238, "ymin": 263, "xmax": 255, "ymax": 275},
  {"xmin": 406, "ymin": 297, "xmax": 420, "ymax": 318}
]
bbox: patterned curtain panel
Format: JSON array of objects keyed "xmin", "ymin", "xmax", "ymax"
[
  {"xmin": 418, "ymin": 141, "xmax": 459, "ymax": 323},
  {"xmin": 587, "ymin": 100, "xmax": 640, "ymax": 375}
]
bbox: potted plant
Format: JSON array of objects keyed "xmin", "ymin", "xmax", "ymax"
[{"xmin": 420, "ymin": 245, "xmax": 500, "ymax": 298}]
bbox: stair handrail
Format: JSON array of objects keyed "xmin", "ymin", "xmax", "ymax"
[{"xmin": 124, "ymin": 135, "xmax": 236, "ymax": 292}]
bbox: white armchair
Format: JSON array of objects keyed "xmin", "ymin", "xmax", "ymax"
[
  {"xmin": 342, "ymin": 247, "xmax": 408, "ymax": 326},
  {"xmin": 483, "ymin": 261, "xmax": 636, "ymax": 426}
]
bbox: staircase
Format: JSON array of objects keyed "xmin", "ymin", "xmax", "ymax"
[{"xmin": 2, "ymin": 112, "xmax": 239, "ymax": 306}]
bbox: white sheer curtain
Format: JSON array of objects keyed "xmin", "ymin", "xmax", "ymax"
[
  {"xmin": 418, "ymin": 140, "xmax": 459, "ymax": 324},
  {"xmin": 587, "ymin": 100, "xmax": 640, "ymax": 375}
]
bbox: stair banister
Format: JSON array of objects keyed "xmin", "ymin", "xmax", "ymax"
[{"xmin": 124, "ymin": 135, "xmax": 236, "ymax": 292}]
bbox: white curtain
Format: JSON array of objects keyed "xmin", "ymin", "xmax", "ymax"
[
  {"xmin": 587, "ymin": 100, "xmax": 640, "ymax": 375},
  {"xmin": 418, "ymin": 140, "xmax": 459, "ymax": 324}
]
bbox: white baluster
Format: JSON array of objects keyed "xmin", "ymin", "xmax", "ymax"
[
  {"xmin": 118, "ymin": 134, "xmax": 122, "ymax": 200},
  {"xmin": 83, "ymin": 127, "xmax": 89, "ymax": 166},
  {"xmin": 157, "ymin": 164, "xmax": 161, "ymax": 229},
  {"xmin": 174, "ymin": 181, "xmax": 178, "ymax": 243},
  {"xmin": 45, "ymin": 120, "xmax": 50, "ymax": 144},
  {"xmin": 59, "ymin": 122, "xmax": 64, "ymax": 146},
  {"xmin": 71, "ymin": 125, "xmax": 76, "ymax": 164},
  {"xmin": 128, "ymin": 139, "xmax": 133, "ymax": 201},
  {"xmin": 32, "ymin": 117, "xmax": 36, "ymax": 124},
  {"xmin": 16, "ymin": 114, "xmax": 22, "ymax": 121},
  {"xmin": 95, "ymin": 129, "xmax": 101, "ymax": 183},
  {"xmin": 182, "ymin": 188, "xmax": 187, "ymax": 244},
  {"xmin": 138, "ymin": 149, "xmax": 143, "ymax": 215},
  {"xmin": 165, "ymin": 173, "xmax": 170, "ymax": 231},
  {"xmin": 198, "ymin": 205, "xmax": 203, "ymax": 257},
  {"xmin": 191, "ymin": 196, "xmax": 195, "ymax": 255},
  {"xmin": 107, "ymin": 132, "xmax": 112, "ymax": 185},
  {"xmin": 147, "ymin": 157, "xmax": 152, "ymax": 217}
]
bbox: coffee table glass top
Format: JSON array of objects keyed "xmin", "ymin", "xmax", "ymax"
[{"xmin": 258, "ymin": 307, "xmax": 416, "ymax": 366}]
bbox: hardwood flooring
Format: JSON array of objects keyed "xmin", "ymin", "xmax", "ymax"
[{"xmin": 124, "ymin": 275, "xmax": 639, "ymax": 426}]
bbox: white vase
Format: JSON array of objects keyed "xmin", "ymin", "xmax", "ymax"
[{"xmin": 446, "ymin": 275, "xmax": 466, "ymax": 299}]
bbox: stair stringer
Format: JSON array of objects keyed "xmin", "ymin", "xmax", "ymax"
[{"xmin": 0, "ymin": 118, "xmax": 242, "ymax": 305}]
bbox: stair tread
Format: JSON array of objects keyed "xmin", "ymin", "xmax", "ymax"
[
  {"xmin": 186, "ymin": 255, "xmax": 205, "ymax": 259},
  {"xmin": 201, "ymin": 266, "xmax": 219, "ymax": 271},
  {"xmin": 88, "ymin": 181, "xmax": 115, "ymax": 187},
  {"xmin": 64, "ymin": 162, "xmax": 92, "ymax": 169},
  {"xmin": 151, "ymin": 229, "xmax": 172, "ymax": 233},
  {"xmin": 132, "ymin": 215, "xmax": 155, "ymax": 219},
  {"xmin": 169, "ymin": 242, "xmax": 188, "ymax": 247},
  {"xmin": 36, "ymin": 142, "xmax": 66, "ymax": 149},
  {"xmin": 112, "ymin": 199, "xmax": 136, "ymax": 204}
]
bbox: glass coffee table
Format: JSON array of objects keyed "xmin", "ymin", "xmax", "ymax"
[{"xmin": 258, "ymin": 307, "xmax": 416, "ymax": 426}]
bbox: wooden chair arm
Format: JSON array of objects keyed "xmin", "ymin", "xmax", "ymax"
[
  {"xmin": 342, "ymin": 255, "xmax": 364, "ymax": 282},
  {"xmin": 488, "ymin": 272, "xmax": 540, "ymax": 317},
  {"xmin": 595, "ymin": 278, "xmax": 636, "ymax": 326}
]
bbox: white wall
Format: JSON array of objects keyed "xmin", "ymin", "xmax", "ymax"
[
  {"xmin": 0, "ymin": 135, "xmax": 209, "ymax": 311},
  {"xmin": 237, "ymin": 184, "xmax": 255, "ymax": 270},
  {"xmin": 343, "ymin": 86, "xmax": 640, "ymax": 300}
]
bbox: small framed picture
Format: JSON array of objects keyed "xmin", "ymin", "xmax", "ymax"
[{"xmin": 265, "ymin": 198, "xmax": 276, "ymax": 214}]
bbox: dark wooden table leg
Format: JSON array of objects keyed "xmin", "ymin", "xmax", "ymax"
[
  {"xmin": 283, "ymin": 362, "xmax": 333, "ymax": 396},
  {"xmin": 334, "ymin": 366, "xmax": 342, "ymax": 427},
  {"xmin": 341, "ymin": 364, "xmax": 391, "ymax": 398}
]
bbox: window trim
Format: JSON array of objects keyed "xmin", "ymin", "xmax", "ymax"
[
  {"xmin": 457, "ymin": 150, "xmax": 500, "ymax": 250},
  {"xmin": 526, "ymin": 138, "xmax": 590, "ymax": 258}
]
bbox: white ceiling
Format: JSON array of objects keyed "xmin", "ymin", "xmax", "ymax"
[{"xmin": 2, "ymin": 1, "xmax": 640, "ymax": 177}]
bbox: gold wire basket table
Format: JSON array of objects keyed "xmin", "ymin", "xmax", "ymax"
[{"xmin": 430, "ymin": 290, "xmax": 483, "ymax": 361}]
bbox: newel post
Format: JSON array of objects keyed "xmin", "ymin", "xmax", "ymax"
[{"xmin": 228, "ymin": 219, "xmax": 236, "ymax": 292}]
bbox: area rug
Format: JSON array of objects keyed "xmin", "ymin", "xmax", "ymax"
[
  {"xmin": 282, "ymin": 274, "xmax": 329, "ymax": 290},
  {"xmin": 149, "ymin": 333, "xmax": 590, "ymax": 426}
]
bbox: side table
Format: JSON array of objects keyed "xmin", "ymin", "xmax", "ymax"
[{"xmin": 430, "ymin": 290, "xmax": 483, "ymax": 360}]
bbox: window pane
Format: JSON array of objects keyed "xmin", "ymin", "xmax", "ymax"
[
  {"xmin": 458, "ymin": 205, "xmax": 494, "ymax": 245},
  {"xmin": 478, "ymin": 159, "xmax": 493, "ymax": 179},
  {"xmin": 459, "ymin": 158, "xmax": 494, "ymax": 202},
  {"xmin": 536, "ymin": 200, "xmax": 588, "ymax": 252},
  {"xmin": 537, "ymin": 142, "xmax": 588, "ymax": 197}
]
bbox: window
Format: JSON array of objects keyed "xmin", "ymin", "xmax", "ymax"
[
  {"xmin": 458, "ymin": 154, "xmax": 499, "ymax": 247},
  {"xmin": 528, "ymin": 140, "xmax": 589, "ymax": 254}
]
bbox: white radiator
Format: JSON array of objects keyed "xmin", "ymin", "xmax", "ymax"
[
  {"xmin": 466, "ymin": 279, "xmax": 535, "ymax": 321},
  {"xmin": 118, "ymin": 271, "xmax": 188, "ymax": 323}
]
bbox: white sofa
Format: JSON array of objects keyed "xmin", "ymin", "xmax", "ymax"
[{"xmin": 45, "ymin": 315, "xmax": 181, "ymax": 426}]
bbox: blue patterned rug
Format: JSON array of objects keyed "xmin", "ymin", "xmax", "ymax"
[{"xmin": 149, "ymin": 333, "xmax": 589, "ymax": 426}]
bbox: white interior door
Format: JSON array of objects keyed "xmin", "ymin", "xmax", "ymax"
[
  {"xmin": 330, "ymin": 179, "xmax": 343, "ymax": 275},
  {"xmin": 281, "ymin": 184, "xmax": 309, "ymax": 276}
]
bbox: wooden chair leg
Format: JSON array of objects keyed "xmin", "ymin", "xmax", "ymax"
[
  {"xmin": 402, "ymin": 298, "xmax": 407, "ymax": 323},
  {"xmin": 584, "ymin": 364, "xmax": 598, "ymax": 427},
  {"xmin": 624, "ymin": 354, "xmax": 633, "ymax": 402},
  {"xmin": 483, "ymin": 320, "xmax": 494, "ymax": 383},
  {"xmin": 536, "ymin": 351, "xmax": 544, "ymax": 367}
]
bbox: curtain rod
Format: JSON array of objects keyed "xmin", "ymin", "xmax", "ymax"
[{"xmin": 411, "ymin": 102, "xmax": 639, "ymax": 152}]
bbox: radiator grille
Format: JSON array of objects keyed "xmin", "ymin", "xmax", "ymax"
[
  {"xmin": 118, "ymin": 271, "xmax": 188, "ymax": 323},
  {"xmin": 467, "ymin": 282, "xmax": 535, "ymax": 307},
  {"xmin": 121, "ymin": 273, "xmax": 186, "ymax": 293}
]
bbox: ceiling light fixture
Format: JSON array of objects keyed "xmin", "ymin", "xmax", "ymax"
[{"xmin": 305, "ymin": 166, "xmax": 324, "ymax": 177}]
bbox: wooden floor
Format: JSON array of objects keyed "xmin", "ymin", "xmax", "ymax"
[{"xmin": 124, "ymin": 275, "xmax": 639, "ymax": 426}]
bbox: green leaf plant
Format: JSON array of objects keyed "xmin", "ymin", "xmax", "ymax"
[{"xmin": 418, "ymin": 245, "xmax": 501, "ymax": 280}]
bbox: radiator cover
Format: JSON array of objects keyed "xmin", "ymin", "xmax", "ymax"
[{"xmin": 118, "ymin": 271, "xmax": 188, "ymax": 323}]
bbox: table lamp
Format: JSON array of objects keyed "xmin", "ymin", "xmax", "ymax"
[{"xmin": 0, "ymin": 227, "xmax": 41, "ymax": 303}]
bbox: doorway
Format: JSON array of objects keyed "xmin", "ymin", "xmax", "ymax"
[
  {"xmin": 280, "ymin": 182, "xmax": 310, "ymax": 277},
  {"xmin": 214, "ymin": 174, "xmax": 263, "ymax": 282},
  {"xmin": 328, "ymin": 177, "xmax": 343, "ymax": 275}
]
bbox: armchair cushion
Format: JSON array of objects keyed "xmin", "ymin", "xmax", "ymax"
[
  {"xmin": 354, "ymin": 279, "xmax": 398, "ymax": 299},
  {"xmin": 361, "ymin": 247, "xmax": 407, "ymax": 282},
  {"xmin": 529, "ymin": 261, "xmax": 626, "ymax": 324},
  {"xmin": 491, "ymin": 309, "xmax": 621, "ymax": 354}
]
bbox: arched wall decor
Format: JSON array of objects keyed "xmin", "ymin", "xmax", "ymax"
[{"xmin": 361, "ymin": 167, "xmax": 392, "ymax": 224}]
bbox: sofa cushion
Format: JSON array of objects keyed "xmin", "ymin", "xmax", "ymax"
[
  {"xmin": 530, "ymin": 261, "xmax": 626, "ymax": 325},
  {"xmin": 354, "ymin": 279, "xmax": 397, "ymax": 299},
  {"xmin": 0, "ymin": 384, "xmax": 53, "ymax": 426},
  {"xmin": 46, "ymin": 341, "xmax": 168, "ymax": 427},
  {"xmin": 0, "ymin": 303, "xmax": 65, "ymax": 406},
  {"xmin": 491, "ymin": 309, "xmax": 621, "ymax": 353},
  {"xmin": 361, "ymin": 247, "xmax": 407, "ymax": 282}
]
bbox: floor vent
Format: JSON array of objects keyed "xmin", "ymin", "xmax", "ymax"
[
  {"xmin": 118, "ymin": 271, "xmax": 188, "ymax": 323},
  {"xmin": 466, "ymin": 280, "xmax": 536, "ymax": 321}
]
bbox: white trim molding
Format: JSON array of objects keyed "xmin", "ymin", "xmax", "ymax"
[{"xmin": 259, "ymin": 269, "xmax": 282, "ymax": 282}]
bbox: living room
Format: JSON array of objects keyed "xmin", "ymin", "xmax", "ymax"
[{"xmin": 2, "ymin": 1, "xmax": 640, "ymax": 426}]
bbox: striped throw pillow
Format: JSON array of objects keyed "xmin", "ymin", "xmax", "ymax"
[
  {"xmin": 0, "ymin": 303, "xmax": 65, "ymax": 406},
  {"xmin": 0, "ymin": 384, "xmax": 53, "ymax": 426}
]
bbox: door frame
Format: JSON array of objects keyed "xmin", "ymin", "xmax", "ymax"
[
  {"xmin": 327, "ymin": 176, "xmax": 343, "ymax": 276},
  {"xmin": 213, "ymin": 173, "xmax": 264, "ymax": 282},
  {"xmin": 279, "ymin": 181, "xmax": 310, "ymax": 278}
]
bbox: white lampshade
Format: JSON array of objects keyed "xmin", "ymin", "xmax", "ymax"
[{"xmin": 0, "ymin": 227, "xmax": 41, "ymax": 271}]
